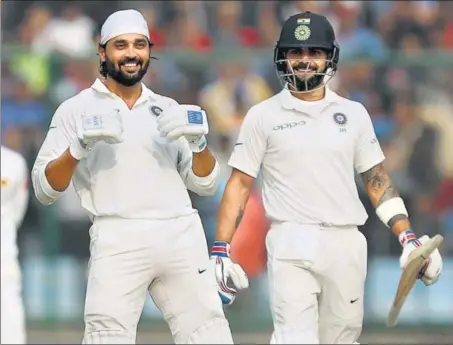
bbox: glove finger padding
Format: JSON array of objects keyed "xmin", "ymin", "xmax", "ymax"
[
  {"xmin": 81, "ymin": 110, "xmax": 123, "ymax": 144},
  {"xmin": 157, "ymin": 105, "xmax": 208, "ymax": 141},
  {"xmin": 228, "ymin": 263, "xmax": 249, "ymax": 290},
  {"xmin": 156, "ymin": 104, "xmax": 202, "ymax": 128},
  {"xmin": 164, "ymin": 126, "xmax": 207, "ymax": 142},
  {"xmin": 213, "ymin": 257, "xmax": 237, "ymax": 305},
  {"xmin": 417, "ymin": 235, "xmax": 443, "ymax": 284}
]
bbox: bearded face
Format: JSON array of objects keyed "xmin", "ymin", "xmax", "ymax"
[
  {"xmin": 286, "ymin": 48, "xmax": 327, "ymax": 83},
  {"xmin": 100, "ymin": 33, "xmax": 151, "ymax": 86},
  {"xmin": 281, "ymin": 47, "xmax": 333, "ymax": 92}
]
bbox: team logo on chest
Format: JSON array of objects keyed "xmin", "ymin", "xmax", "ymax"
[
  {"xmin": 333, "ymin": 113, "xmax": 347, "ymax": 132},
  {"xmin": 333, "ymin": 113, "xmax": 347, "ymax": 126},
  {"xmin": 150, "ymin": 105, "xmax": 163, "ymax": 116}
]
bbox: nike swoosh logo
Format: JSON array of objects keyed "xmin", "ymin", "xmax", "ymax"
[
  {"xmin": 350, "ymin": 298, "xmax": 359, "ymax": 304},
  {"xmin": 234, "ymin": 143, "xmax": 244, "ymax": 146},
  {"xmin": 49, "ymin": 126, "xmax": 57, "ymax": 129},
  {"xmin": 198, "ymin": 269, "xmax": 206, "ymax": 274}
]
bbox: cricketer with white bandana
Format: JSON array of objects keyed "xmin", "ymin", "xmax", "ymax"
[{"xmin": 32, "ymin": 9, "xmax": 246, "ymax": 344}]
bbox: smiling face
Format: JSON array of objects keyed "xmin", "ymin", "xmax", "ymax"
[
  {"xmin": 285, "ymin": 47, "xmax": 328, "ymax": 83},
  {"xmin": 99, "ymin": 33, "xmax": 151, "ymax": 86}
]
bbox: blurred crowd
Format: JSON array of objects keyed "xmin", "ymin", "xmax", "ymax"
[{"xmin": 1, "ymin": 1, "xmax": 453, "ymax": 271}]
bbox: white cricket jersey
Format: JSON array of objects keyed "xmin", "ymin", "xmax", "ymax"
[
  {"xmin": 229, "ymin": 88, "xmax": 385, "ymax": 226},
  {"xmin": 1, "ymin": 146, "xmax": 29, "ymax": 260},
  {"xmin": 32, "ymin": 79, "xmax": 219, "ymax": 220}
]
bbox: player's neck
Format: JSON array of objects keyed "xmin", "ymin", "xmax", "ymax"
[
  {"xmin": 291, "ymin": 87, "xmax": 325, "ymax": 102},
  {"xmin": 104, "ymin": 78, "xmax": 142, "ymax": 105}
]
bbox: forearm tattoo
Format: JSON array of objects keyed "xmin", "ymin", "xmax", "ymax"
[
  {"xmin": 362, "ymin": 163, "xmax": 399, "ymax": 207},
  {"xmin": 235, "ymin": 207, "xmax": 244, "ymax": 228},
  {"xmin": 362, "ymin": 163, "xmax": 408, "ymax": 227}
]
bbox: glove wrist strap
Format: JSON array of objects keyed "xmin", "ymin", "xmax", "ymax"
[
  {"xmin": 399, "ymin": 229, "xmax": 421, "ymax": 247},
  {"xmin": 211, "ymin": 241, "xmax": 230, "ymax": 258},
  {"xmin": 189, "ymin": 135, "xmax": 207, "ymax": 153},
  {"xmin": 69, "ymin": 139, "xmax": 88, "ymax": 161}
]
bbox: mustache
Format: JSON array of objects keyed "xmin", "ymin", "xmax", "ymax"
[
  {"xmin": 292, "ymin": 63, "xmax": 318, "ymax": 71},
  {"xmin": 119, "ymin": 57, "xmax": 143, "ymax": 65}
]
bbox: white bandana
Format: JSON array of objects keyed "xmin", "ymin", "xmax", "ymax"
[{"xmin": 100, "ymin": 9, "xmax": 150, "ymax": 45}]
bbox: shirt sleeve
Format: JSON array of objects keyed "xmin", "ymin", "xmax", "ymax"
[
  {"xmin": 177, "ymin": 138, "xmax": 220, "ymax": 197},
  {"xmin": 12, "ymin": 154, "xmax": 30, "ymax": 228},
  {"xmin": 354, "ymin": 103, "xmax": 385, "ymax": 173},
  {"xmin": 31, "ymin": 101, "xmax": 78, "ymax": 205},
  {"xmin": 228, "ymin": 106, "xmax": 267, "ymax": 178}
]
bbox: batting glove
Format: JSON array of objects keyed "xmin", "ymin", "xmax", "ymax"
[
  {"xmin": 156, "ymin": 105, "xmax": 209, "ymax": 153},
  {"xmin": 70, "ymin": 110, "xmax": 124, "ymax": 160},
  {"xmin": 399, "ymin": 230, "xmax": 443, "ymax": 286},
  {"xmin": 210, "ymin": 241, "xmax": 249, "ymax": 305}
]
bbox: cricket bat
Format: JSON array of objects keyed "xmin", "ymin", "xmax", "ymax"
[{"xmin": 387, "ymin": 234, "xmax": 444, "ymax": 328}]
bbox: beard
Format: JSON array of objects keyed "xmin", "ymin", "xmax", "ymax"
[
  {"xmin": 289, "ymin": 62, "xmax": 326, "ymax": 92},
  {"xmin": 105, "ymin": 54, "xmax": 150, "ymax": 87}
]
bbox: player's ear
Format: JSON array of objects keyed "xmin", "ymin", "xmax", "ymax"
[{"xmin": 98, "ymin": 43, "xmax": 106, "ymax": 62}]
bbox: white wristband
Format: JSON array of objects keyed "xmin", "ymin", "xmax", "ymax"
[{"xmin": 375, "ymin": 197, "xmax": 408, "ymax": 228}]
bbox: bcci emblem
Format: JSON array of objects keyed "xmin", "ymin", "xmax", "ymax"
[
  {"xmin": 333, "ymin": 113, "xmax": 347, "ymax": 126},
  {"xmin": 150, "ymin": 105, "xmax": 163, "ymax": 116},
  {"xmin": 294, "ymin": 25, "xmax": 311, "ymax": 41}
]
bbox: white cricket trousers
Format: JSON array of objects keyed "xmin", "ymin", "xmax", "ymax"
[
  {"xmin": 1, "ymin": 259, "xmax": 26, "ymax": 344},
  {"xmin": 82, "ymin": 213, "xmax": 233, "ymax": 344},
  {"xmin": 266, "ymin": 223, "xmax": 367, "ymax": 344}
]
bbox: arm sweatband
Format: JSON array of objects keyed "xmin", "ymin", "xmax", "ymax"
[{"xmin": 375, "ymin": 197, "xmax": 408, "ymax": 228}]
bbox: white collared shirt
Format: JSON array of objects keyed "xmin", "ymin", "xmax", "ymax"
[
  {"xmin": 228, "ymin": 88, "xmax": 385, "ymax": 226},
  {"xmin": 32, "ymin": 79, "xmax": 219, "ymax": 220},
  {"xmin": 1, "ymin": 146, "xmax": 29, "ymax": 260}
]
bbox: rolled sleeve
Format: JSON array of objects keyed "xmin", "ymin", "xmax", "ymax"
[
  {"xmin": 32, "ymin": 101, "xmax": 78, "ymax": 205},
  {"xmin": 178, "ymin": 139, "xmax": 220, "ymax": 196}
]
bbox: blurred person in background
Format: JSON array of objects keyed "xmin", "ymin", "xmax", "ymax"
[
  {"xmin": 436, "ymin": 1, "xmax": 453, "ymax": 49},
  {"xmin": 31, "ymin": 9, "xmax": 244, "ymax": 344},
  {"xmin": 1, "ymin": 77, "xmax": 49, "ymax": 155},
  {"xmin": 1, "ymin": 146, "xmax": 30, "ymax": 344},
  {"xmin": 199, "ymin": 59, "xmax": 272, "ymax": 142},
  {"xmin": 9, "ymin": 4, "xmax": 52, "ymax": 97},
  {"xmin": 379, "ymin": 1, "xmax": 431, "ymax": 52},
  {"xmin": 210, "ymin": 11, "xmax": 443, "ymax": 343},
  {"xmin": 210, "ymin": 1, "xmax": 260, "ymax": 48},
  {"xmin": 166, "ymin": 11, "xmax": 212, "ymax": 52},
  {"xmin": 32, "ymin": 1, "xmax": 96, "ymax": 58},
  {"xmin": 137, "ymin": 5, "xmax": 167, "ymax": 49},
  {"xmin": 331, "ymin": 1, "xmax": 387, "ymax": 60},
  {"xmin": 49, "ymin": 59, "xmax": 98, "ymax": 105},
  {"xmin": 383, "ymin": 93, "xmax": 443, "ymax": 242}
]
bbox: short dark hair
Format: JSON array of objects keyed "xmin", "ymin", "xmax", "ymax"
[{"xmin": 98, "ymin": 43, "xmax": 108, "ymax": 77}]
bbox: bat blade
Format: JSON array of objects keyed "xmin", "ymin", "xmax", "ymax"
[{"xmin": 387, "ymin": 234, "xmax": 444, "ymax": 328}]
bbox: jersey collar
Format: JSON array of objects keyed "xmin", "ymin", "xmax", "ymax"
[
  {"xmin": 278, "ymin": 86, "xmax": 339, "ymax": 112},
  {"xmin": 90, "ymin": 78, "xmax": 157, "ymax": 104}
]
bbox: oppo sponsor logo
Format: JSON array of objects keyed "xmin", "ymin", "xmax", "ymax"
[{"xmin": 272, "ymin": 120, "xmax": 306, "ymax": 131}]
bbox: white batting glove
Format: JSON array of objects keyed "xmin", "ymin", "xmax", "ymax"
[
  {"xmin": 156, "ymin": 105, "xmax": 209, "ymax": 153},
  {"xmin": 399, "ymin": 231, "xmax": 443, "ymax": 286},
  {"xmin": 210, "ymin": 241, "xmax": 249, "ymax": 305},
  {"xmin": 70, "ymin": 110, "xmax": 124, "ymax": 160}
]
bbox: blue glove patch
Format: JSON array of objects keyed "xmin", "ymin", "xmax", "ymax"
[{"xmin": 187, "ymin": 110, "xmax": 203, "ymax": 125}]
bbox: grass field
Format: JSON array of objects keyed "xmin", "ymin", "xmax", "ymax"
[{"xmin": 26, "ymin": 325, "xmax": 453, "ymax": 344}]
